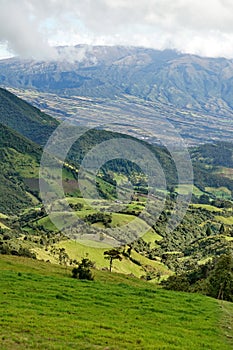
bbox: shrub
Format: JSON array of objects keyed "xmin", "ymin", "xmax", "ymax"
[{"xmin": 72, "ymin": 258, "xmax": 94, "ymax": 280}]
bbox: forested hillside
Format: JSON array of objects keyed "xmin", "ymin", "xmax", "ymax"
[
  {"xmin": 0, "ymin": 123, "xmax": 42, "ymax": 213},
  {"xmin": 0, "ymin": 87, "xmax": 58, "ymax": 145}
]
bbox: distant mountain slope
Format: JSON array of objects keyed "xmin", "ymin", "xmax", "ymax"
[
  {"xmin": 1, "ymin": 46, "xmax": 233, "ymax": 117},
  {"xmin": 191, "ymin": 142, "xmax": 233, "ymax": 168},
  {"xmin": 191, "ymin": 142, "xmax": 233, "ymax": 194},
  {"xmin": 1, "ymin": 46, "xmax": 233, "ymax": 144},
  {"xmin": 0, "ymin": 88, "xmax": 58, "ymax": 146}
]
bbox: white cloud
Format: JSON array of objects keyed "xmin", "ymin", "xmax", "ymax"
[
  {"xmin": 1, "ymin": 0, "xmax": 233, "ymax": 59},
  {"xmin": 0, "ymin": 0, "xmax": 57, "ymax": 59}
]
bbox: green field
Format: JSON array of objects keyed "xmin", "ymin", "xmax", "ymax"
[
  {"xmin": 0, "ymin": 255, "xmax": 232, "ymax": 350},
  {"xmin": 215, "ymin": 215, "xmax": 233, "ymax": 225},
  {"xmin": 205, "ymin": 186, "xmax": 232, "ymax": 199},
  {"xmin": 0, "ymin": 221, "xmax": 10, "ymax": 229},
  {"xmin": 176, "ymin": 185, "xmax": 203, "ymax": 196},
  {"xmin": 53, "ymin": 240, "xmax": 170, "ymax": 278},
  {"xmin": 142, "ymin": 229, "xmax": 162, "ymax": 248},
  {"xmin": 191, "ymin": 204, "xmax": 223, "ymax": 212},
  {"xmin": 33, "ymin": 202, "xmax": 150, "ymax": 233}
]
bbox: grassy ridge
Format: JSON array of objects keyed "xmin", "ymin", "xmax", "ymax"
[{"xmin": 0, "ymin": 255, "xmax": 232, "ymax": 350}]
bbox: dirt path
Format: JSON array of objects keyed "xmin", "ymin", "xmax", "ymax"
[{"xmin": 219, "ymin": 300, "xmax": 233, "ymax": 348}]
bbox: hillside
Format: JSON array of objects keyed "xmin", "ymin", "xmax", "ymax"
[
  {"xmin": 0, "ymin": 123, "xmax": 42, "ymax": 213},
  {"xmin": 0, "ymin": 255, "xmax": 232, "ymax": 350},
  {"xmin": 1, "ymin": 87, "xmax": 233, "ymax": 197},
  {"xmin": 0, "ymin": 88, "xmax": 233, "ymax": 283},
  {"xmin": 0, "ymin": 87, "xmax": 58, "ymax": 146},
  {"xmin": 191, "ymin": 142, "xmax": 233, "ymax": 168}
]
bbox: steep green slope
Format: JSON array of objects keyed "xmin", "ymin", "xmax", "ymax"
[
  {"xmin": 0, "ymin": 87, "xmax": 58, "ymax": 146},
  {"xmin": 191, "ymin": 142, "xmax": 233, "ymax": 194},
  {"xmin": 0, "ymin": 122, "xmax": 41, "ymax": 159},
  {"xmin": 0, "ymin": 123, "xmax": 42, "ymax": 213},
  {"xmin": 0, "ymin": 255, "xmax": 232, "ymax": 350}
]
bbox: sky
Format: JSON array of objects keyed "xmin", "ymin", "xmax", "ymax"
[{"xmin": 1, "ymin": 0, "xmax": 233, "ymax": 60}]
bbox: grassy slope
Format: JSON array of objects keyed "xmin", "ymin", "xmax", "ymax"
[
  {"xmin": 215, "ymin": 216, "xmax": 233, "ymax": 225},
  {"xmin": 54, "ymin": 240, "xmax": 166, "ymax": 278},
  {"xmin": 0, "ymin": 221, "xmax": 10, "ymax": 229},
  {"xmin": 0, "ymin": 255, "xmax": 232, "ymax": 350},
  {"xmin": 191, "ymin": 204, "xmax": 223, "ymax": 212},
  {"xmin": 142, "ymin": 229, "xmax": 162, "ymax": 247}
]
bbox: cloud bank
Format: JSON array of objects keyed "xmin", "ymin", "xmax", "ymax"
[{"xmin": 1, "ymin": 0, "xmax": 233, "ymax": 59}]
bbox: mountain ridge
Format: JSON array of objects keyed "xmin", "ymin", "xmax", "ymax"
[
  {"xmin": 1, "ymin": 45, "xmax": 233, "ymax": 116},
  {"xmin": 1, "ymin": 45, "xmax": 233, "ymax": 145}
]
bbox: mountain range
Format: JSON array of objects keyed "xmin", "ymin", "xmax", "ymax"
[
  {"xmin": 1, "ymin": 45, "xmax": 233, "ymax": 145},
  {"xmin": 1, "ymin": 46, "xmax": 233, "ymax": 112}
]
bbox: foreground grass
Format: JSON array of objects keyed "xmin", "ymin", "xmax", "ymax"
[{"xmin": 0, "ymin": 255, "xmax": 232, "ymax": 350}]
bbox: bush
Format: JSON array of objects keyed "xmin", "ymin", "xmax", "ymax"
[
  {"xmin": 161, "ymin": 275, "xmax": 190, "ymax": 292},
  {"xmin": 206, "ymin": 254, "xmax": 233, "ymax": 301},
  {"xmin": 72, "ymin": 258, "xmax": 94, "ymax": 280},
  {"xmin": 84, "ymin": 212, "xmax": 112, "ymax": 227}
]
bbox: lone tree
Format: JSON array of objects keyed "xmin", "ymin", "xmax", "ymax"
[
  {"xmin": 219, "ymin": 223, "xmax": 225, "ymax": 235},
  {"xmin": 206, "ymin": 225, "xmax": 212, "ymax": 237},
  {"xmin": 72, "ymin": 258, "xmax": 95, "ymax": 280},
  {"xmin": 207, "ymin": 254, "xmax": 233, "ymax": 301},
  {"xmin": 104, "ymin": 249, "xmax": 122, "ymax": 272},
  {"xmin": 58, "ymin": 248, "xmax": 69, "ymax": 266}
]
